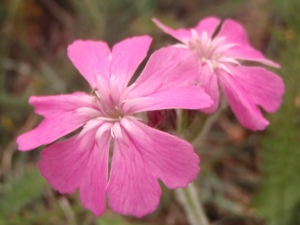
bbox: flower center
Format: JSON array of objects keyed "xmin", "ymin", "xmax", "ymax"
[
  {"xmin": 187, "ymin": 29, "xmax": 240, "ymax": 74},
  {"xmin": 91, "ymin": 88, "xmax": 124, "ymax": 122}
]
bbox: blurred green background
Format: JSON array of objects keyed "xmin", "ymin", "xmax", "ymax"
[{"xmin": 0, "ymin": 0, "xmax": 300, "ymax": 224}]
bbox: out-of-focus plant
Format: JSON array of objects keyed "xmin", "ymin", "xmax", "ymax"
[
  {"xmin": 252, "ymin": 0, "xmax": 300, "ymax": 225},
  {"xmin": 1, "ymin": 0, "xmax": 298, "ymax": 225}
]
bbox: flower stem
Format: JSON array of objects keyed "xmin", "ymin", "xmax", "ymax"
[
  {"xmin": 192, "ymin": 98, "xmax": 227, "ymax": 148},
  {"xmin": 175, "ymin": 98, "xmax": 227, "ymax": 225},
  {"xmin": 175, "ymin": 183, "xmax": 209, "ymax": 225}
]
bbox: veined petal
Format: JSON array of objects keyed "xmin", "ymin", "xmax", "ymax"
[
  {"xmin": 17, "ymin": 93, "xmax": 95, "ymax": 151},
  {"xmin": 194, "ymin": 16, "xmax": 221, "ymax": 38},
  {"xmin": 130, "ymin": 47, "xmax": 197, "ymax": 90},
  {"xmin": 123, "ymin": 85, "xmax": 212, "ymax": 114},
  {"xmin": 229, "ymin": 66, "xmax": 284, "ymax": 112},
  {"xmin": 38, "ymin": 130, "xmax": 111, "ymax": 216},
  {"xmin": 111, "ymin": 36, "xmax": 152, "ymax": 91},
  {"xmin": 217, "ymin": 19, "xmax": 280, "ymax": 68},
  {"xmin": 152, "ymin": 18, "xmax": 192, "ymax": 43},
  {"xmin": 39, "ymin": 135, "xmax": 90, "ymax": 193},
  {"xmin": 218, "ymin": 69, "xmax": 270, "ymax": 131},
  {"xmin": 80, "ymin": 131, "xmax": 111, "ymax": 216},
  {"xmin": 107, "ymin": 126, "xmax": 161, "ymax": 217},
  {"xmin": 28, "ymin": 93, "xmax": 96, "ymax": 117},
  {"xmin": 199, "ymin": 64, "xmax": 220, "ymax": 113},
  {"xmin": 107, "ymin": 118, "xmax": 199, "ymax": 217},
  {"xmin": 125, "ymin": 47, "xmax": 213, "ymax": 113},
  {"xmin": 17, "ymin": 115, "xmax": 86, "ymax": 151},
  {"xmin": 123, "ymin": 118, "xmax": 200, "ymax": 188},
  {"xmin": 76, "ymin": 107, "xmax": 100, "ymax": 117},
  {"xmin": 67, "ymin": 40, "xmax": 111, "ymax": 87}
]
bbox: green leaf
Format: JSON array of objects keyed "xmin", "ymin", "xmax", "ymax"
[{"xmin": 0, "ymin": 168, "xmax": 46, "ymax": 215}]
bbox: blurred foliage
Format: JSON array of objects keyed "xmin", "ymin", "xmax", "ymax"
[
  {"xmin": 252, "ymin": 0, "xmax": 300, "ymax": 225},
  {"xmin": 0, "ymin": 0, "xmax": 299, "ymax": 225},
  {"xmin": 0, "ymin": 168, "xmax": 46, "ymax": 215}
]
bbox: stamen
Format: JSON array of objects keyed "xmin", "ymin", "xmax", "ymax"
[
  {"xmin": 195, "ymin": 39, "xmax": 202, "ymax": 48},
  {"xmin": 94, "ymin": 90, "xmax": 100, "ymax": 98},
  {"xmin": 90, "ymin": 87, "xmax": 97, "ymax": 95},
  {"xmin": 188, "ymin": 41, "xmax": 196, "ymax": 50},
  {"xmin": 184, "ymin": 32, "xmax": 241, "ymax": 75}
]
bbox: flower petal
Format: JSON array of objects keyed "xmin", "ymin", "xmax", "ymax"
[
  {"xmin": 17, "ymin": 93, "xmax": 94, "ymax": 151},
  {"xmin": 217, "ymin": 19, "xmax": 280, "ymax": 68},
  {"xmin": 218, "ymin": 69, "xmax": 269, "ymax": 131},
  {"xmin": 194, "ymin": 16, "xmax": 221, "ymax": 38},
  {"xmin": 38, "ymin": 130, "xmax": 111, "ymax": 216},
  {"xmin": 230, "ymin": 66, "xmax": 284, "ymax": 112},
  {"xmin": 107, "ymin": 118, "xmax": 200, "ymax": 217},
  {"xmin": 152, "ymin": 18, "xmax": 192, "ymax": 43},
  {"xmin": 123, "ymin": 85, "xmax": 212, "ymax": 113},
  {"xmin": 124, "ymin": 47, "xmax": 213, "ymax": 113},
  {"xmin": 199, "ymin": 64, "xmax": 220, "ymax": 113},
  {"xmin": 111, "ymin": 36, "xmax": 152, "ymax": 91},
  {"xmin": 67, "ymin": 40, "xmax": 111, "ymax": 87},
  {"xmin": 80, "ymin": 131, "xmax": 111, "ymax": 216},
  {"xmin": 124, "ymin": 118, "xmax": 200, "ymax": 188},
  {"xmin": 29, "ymin": 92, "xmax": 96, "ymax": 117},
  {"xmin": 107, "ymin": 134, "xmax": 161, "ymax": 217}
]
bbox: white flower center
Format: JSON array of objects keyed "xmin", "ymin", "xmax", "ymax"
[
  {"xmin": 87, "ymin": 75, "xmax": 125, "ymax": 121},
  {"xmin": 187, "ymin": 29, "xmax": 240, "ymax": 75},
  {"xmin": 77, "ymin": 75, "xmax": 144, "ymax": 140}
]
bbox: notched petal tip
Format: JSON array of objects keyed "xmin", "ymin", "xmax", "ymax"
[
  {"xmin": 67, "ymin": 39, "xmax": 111, "ymax": 87},
  {"xmin": 39, "ymin": 131, "xmax": 110, "ymax": 216},
  {"xmin": 194, "ymin": 16, "xmax": 221, "ymax": 38},
  {"xmin": 218, "ymin": 67, "xmax": 276, "ymax": 131},
  {"xmin": 67, "ymin": 39, "xmax": 108, "ymax": 52},
  {"xmin": 110, "ymin": 35, "xmax": 153, "ymax": 91}
]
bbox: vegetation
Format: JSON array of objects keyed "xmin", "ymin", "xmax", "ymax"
[{"xmin": 0, "ymin": 0, "xmax": 299, "ymax": 224}]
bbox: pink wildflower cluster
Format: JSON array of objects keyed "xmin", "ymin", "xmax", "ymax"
[
  {"xmin": 17, "ymin": 17, "xmax": 284, "ymax": 217},
  {"xmin": 153, "ymin": 17, "xmax": 285, "ymax": 130}
]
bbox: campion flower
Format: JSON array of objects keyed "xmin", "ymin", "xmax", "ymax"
[
  {"xmin": 153, "ymin": 17, "xmax": 285, "ymax": 131},
  {"xmin": 17, "ymin": 36, "xmax": 213, "ymax": 217}
]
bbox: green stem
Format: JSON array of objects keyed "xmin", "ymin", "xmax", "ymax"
[
  {"xmin": 192, "ymin": 99, "xmax": 227, "ymax": 148},
  {"xmin": 175, "ymin": 184, "xmax": 209, "ymax": 225},
  {"xmin": 175, "ymin": 98, "xmax": 227, "ymax": 225}
]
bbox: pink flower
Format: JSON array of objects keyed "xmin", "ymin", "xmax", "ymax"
[
  {"xmin": 17, "ymin": 36, "xmax": 213, "ymax": 217},
  {"xmin": 153, "ymin": 17, "xmax": 285, "ymax": 131}
]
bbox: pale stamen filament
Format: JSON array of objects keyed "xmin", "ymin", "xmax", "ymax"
[{"xmin": 186, "ymin": 31, "xmax": 240, "ymax": 75}]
